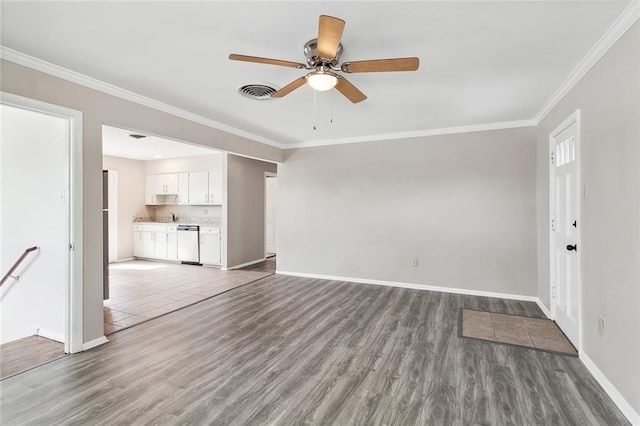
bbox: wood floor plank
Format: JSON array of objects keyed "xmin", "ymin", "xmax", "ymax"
[
  {"xmin": 0, "ymin": 336, "xmax": 65, "ymax": 380},
  {"xmin": 0, "ymin": 275, "xmax": 630, "ymax": 425}
]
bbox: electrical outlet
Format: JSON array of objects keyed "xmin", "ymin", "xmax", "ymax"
[
  {"xmin": 412, "ymin": 258, "xmax": 419, "ymax": 267},
  {"xmin": 203, "ymin": 209, "xmax": 208, "ymax": 215},
  {"xmin": 598, "ymin": 318, "xmax": 605, "ymax": 336}
]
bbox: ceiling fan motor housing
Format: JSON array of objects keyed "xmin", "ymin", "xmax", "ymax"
[{"xmin": 304, "ymin": 38, "xmax": 343, "ymax": 67}]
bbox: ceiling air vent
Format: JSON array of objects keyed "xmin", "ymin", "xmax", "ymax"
[{"xmin": 237, "ymin": 84, "xmax": 279, "ymax": 100}]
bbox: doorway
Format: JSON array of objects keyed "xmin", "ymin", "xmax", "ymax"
[
  {"xmin": 549, "ymin": 110, "xmax": 581, "ymax": 349},
  {"xmin": 0, "ymin": 92, "xmax": 83, "ymax": 360},
  {"xmin": 265, "ymin": 172, "xmax": 277, "ymax": 257}
]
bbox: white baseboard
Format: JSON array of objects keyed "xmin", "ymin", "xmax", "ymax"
[
  {"xmin": 579, "ymin": 352, "xmax": 640, "ymax": 425},
  {"xmin": 225, "ymin": 257, "xmax": 266, "ymax": 271},
  {"xmin": 275, "ymin": 270, "xmax": 539, "ymax": 302},
  {"xmin": 82, "ymin": 336, "xmax": 108, "ymax": 351},
  {"xmin": 35, "ymin": 328, "xmax": 65, "ymax": 343},
  {"xmin": 111, "ymin": 257, "xmax": 135, "ymax": 263},
  {"xmin": 535, "ymin": 299, "xmax": 552, "ymax": 319}
]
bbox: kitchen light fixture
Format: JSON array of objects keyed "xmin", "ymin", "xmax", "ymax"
[{"xmin": 306, "ymin": 70, "xmax": 338, "ymax": 91}]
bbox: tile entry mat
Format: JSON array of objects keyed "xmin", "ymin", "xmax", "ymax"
[{"xmin": 459, "ymin": 308, "xmax": 577, "ymax": 357}]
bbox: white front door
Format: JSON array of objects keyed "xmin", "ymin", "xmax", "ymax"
[
  {"xmin": 550, "ymin": 116, "xmax": 580, "ymax": 346},
  {"xmin": 265, "ymin": 175, "xmax": 277, "ymax": 254}
]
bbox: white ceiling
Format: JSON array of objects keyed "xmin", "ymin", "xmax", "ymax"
[
  {"xmin": 102, "ymin": 125, "xmax": 219, "ymax": 161},
  {"xmin": 0, "ymin": 1, "xmax": 632, "ymax": 148}
]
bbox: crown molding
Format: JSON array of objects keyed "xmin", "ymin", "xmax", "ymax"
[
  {"xmin": 0, "ymin": 46, "xmax": 286, "ymax": 149},
  {"xmin": 284, "ymin": 119, "xmax": 537, "ymax": 149},
  {"xmin": 534, "ymin": 0, "xmax": 640, "ymax": 124}
]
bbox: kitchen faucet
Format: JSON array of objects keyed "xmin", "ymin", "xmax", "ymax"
[{"xmin": 171, "ymin": 212, "xmax": 177, "ymax": 222}]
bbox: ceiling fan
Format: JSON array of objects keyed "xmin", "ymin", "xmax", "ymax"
[{"xmin": 229, "ymin": 15, "xmax": 419, "ymax": 103}]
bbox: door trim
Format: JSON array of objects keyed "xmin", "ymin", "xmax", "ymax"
[
  {"xmin": 548, "ymin": 109, "xmax": 582, "ymax": 352},
  {"xmin": 264, "ymin": 171, "xmax": 277, "ymax": 257},
  {"xmin": 0, "ymin": 91, "xmax": 84, "ymax": 354}
]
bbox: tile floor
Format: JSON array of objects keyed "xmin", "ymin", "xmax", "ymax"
[
  {"xmin": 104, "ymin": 260, "xmax": 273, "ymax": 335},
  {"xmin": 461, "ymin": 308, "xmax": 578, "ymax": 356}
]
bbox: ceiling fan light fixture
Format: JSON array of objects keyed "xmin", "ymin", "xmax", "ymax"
[{"xmin": 306, "ymin": 70, "xmax": 338, "ymax": 91}]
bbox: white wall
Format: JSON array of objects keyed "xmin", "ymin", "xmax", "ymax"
[
  {"xmin": 278, "ymin": 127, "xmax": 538, "ymax": 296},
  {"xmin": 102, "ymin": 155, "xmax": 148, "ymax": 260},
  {"xmin": 0, "ymin": 104, "xmax": 68, "ymax": 344},
  {"xmin": 226, "ymin": 154, "xmax": 277, "ymax": 268},
  {"xmin": 536, "ymin": 21, "xmax": 640, "ymax": 416}
]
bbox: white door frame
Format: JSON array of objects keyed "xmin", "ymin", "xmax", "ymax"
[
  {"xmin": 549, "ymin": 109, "xmax": 582, "ymax": 352},
  {"xmin": 1, "ymin": 92, "xmax": 84, "ymax": 354},
  {"xmin": 264, "ymin": 171, "xmax": 277, "ymax": 256}
]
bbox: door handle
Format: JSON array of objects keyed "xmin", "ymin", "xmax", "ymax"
[{"xmin": 566, "ymin": 244, "xmax": 577, "ymax": 251}]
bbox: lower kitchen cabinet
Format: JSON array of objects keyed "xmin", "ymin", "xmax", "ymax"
[
  {"xmin": 133, "ymin": 223, "xmax": 176, "ymax": 261},
  {"xmin": 153, "ymin": 231, "xmax": 167, "ymax": 259},
  {"xmin": 167, "ymin": 225, "xmax": 178, "ymax": 260},
  {"xmin": 142, "ymin": 231, "xmax": 154, "ymax": 258},
  {"xmin": 199, "ymin": 227, "xmax": 221, "ymax": 265},
  {"xmin": 133, "ymin": 223, "xmax": 220, "ymax": 265},
  {"xmin": 133, "ymin": 230, "xmax": 144, "ymax": 257}
]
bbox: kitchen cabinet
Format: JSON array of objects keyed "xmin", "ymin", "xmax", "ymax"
[
  {"xmin": 142, "ymin": 231, "xmax": 154, "ymax": 258},
  {"xmin": 153, "ymin": 232, "xmax": 167, "ymax": 259},
  {"xmin": 166, "ymin": 225, "xmax": 178, "ymax": 260},
  {"xmin": 133, "ymin": 223, "xmax": 177, "ymax": 260},
  {"xmin": 208, "ymin": 170, "xmax": 222, "ymax": 204},
  {"xmin": 177, "ymin": 173, "xmax": 189, "ymax": 205},
  {"xmin": 188, "ymin": 171, "xmax": 209, "ymax": 204},
  {"xmin": 144, "ymin": 169, "xmax": 222, "ymax": 206},
  {"xmin": 154, "ymin": 173, "xmax": 179, "ymax": 194},
  {"xmin": 133, "ymin": 225, "xmax": 144, "ymax": 257},
  {"xmin": 145, "ymin": 175, "xmax": 157, "ymax": 205},
  {"xmin": 200, "ymin": 226, "xmax": 221, "ymax": 265}
]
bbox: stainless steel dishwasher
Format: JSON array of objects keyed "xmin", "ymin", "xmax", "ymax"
[{"xmin": 177, "ymin": 225, "xmax": 200, "ymax": 264}]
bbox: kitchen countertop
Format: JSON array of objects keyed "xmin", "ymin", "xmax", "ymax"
[{"xmin": 133, "ymin": 221, "xmax": 220, "ymax": 228}]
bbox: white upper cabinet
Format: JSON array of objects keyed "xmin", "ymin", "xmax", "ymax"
[
  {"xmin": 145, "ymin": 175, "xmax": 157, "ymax": 205},
  {"xmin": 154, "ymin": 173, "xmax": 179, "ymax": 194},
  {"xmin": 144, "ymin": 169, "xmax": 223, "ymax": 205},
  {"xmin": 177, "ymin": 172, "xmax": 189, "ymax": 205},
  {"xmin": 209, "ymin": 170, "xmax": 222, "ymax": 204},
  {"xmin": 188, "ymin": 171, "xmax": 209, "ymax": 204}
]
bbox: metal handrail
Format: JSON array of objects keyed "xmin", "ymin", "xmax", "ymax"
[{"xmin": 0, "ymin": 246, "xmax": 38, "ymax": 287}]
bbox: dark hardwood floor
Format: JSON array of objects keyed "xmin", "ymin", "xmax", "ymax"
[{"xmin": 0, "ymin": 274, "xmax": 628, "ymax": 425}]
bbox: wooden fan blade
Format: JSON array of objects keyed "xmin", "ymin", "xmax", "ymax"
[
  {"xmin": 335, "ymin": 77, "xmax": 367, "ymax": 103},
  {"xmin": 341, "ymin": 57, "xmax": 420, "ymax": 73},
  {"xmin": 271, "ymin": 76, "xmax": 307, "ymax": 98},
  {"xmin": 317, "ymin": 15, "xmax": 345, "ymax": 60},
  {"xmin": 229, "ymin": 54, "xmax": 306, "ymax": 69}
]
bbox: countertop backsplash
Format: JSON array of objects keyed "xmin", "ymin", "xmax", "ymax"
[{"xmin": 133, "ymin": 215, "xmax": 221, "ymax": 225}]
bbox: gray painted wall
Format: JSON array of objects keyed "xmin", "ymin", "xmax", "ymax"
[
  {"xmin": 1, "ymin": 59, "xmax": 283, "ymax": 344},
  {"xmin": 226, "ymin": 154, "xmax": 277, "ymax": 268},
  {"xmin": 536, "ymin": 21, "xmax": 640, "ymax": 413},
  {"xmin": 278, "ymin": 127, "xmax": 538, "ymax": 296}
]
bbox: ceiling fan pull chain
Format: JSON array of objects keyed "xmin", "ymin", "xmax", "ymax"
[
  {"xmin": 313, "ymin": 89, "xmax": 317, "ymax": 130},
  {"xmin": 330, "ymin": 91, "xmax": 334, "ymax": 124}
]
